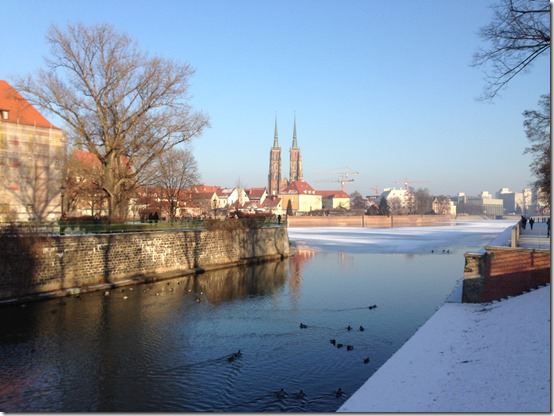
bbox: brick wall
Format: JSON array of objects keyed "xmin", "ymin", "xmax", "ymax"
[
  {"xmin": 463, "ymin": 247, "xmax": 550, "ymax": 303},
  {"xmin": 0, "ymin": 227, "xmax": 289, "ymax": 301}
]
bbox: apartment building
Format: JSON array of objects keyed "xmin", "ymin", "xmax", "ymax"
[{"xmin": 0, "ymin": 80, "xmax": 66, "ymax": 221}]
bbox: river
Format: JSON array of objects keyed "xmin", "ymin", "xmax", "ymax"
[{"xmin": 0, "ymin": 220, "xmax": 514, "ymax": 412}]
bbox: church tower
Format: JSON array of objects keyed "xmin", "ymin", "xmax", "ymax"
[
  {"xmin": 268, "ymin": 115, "xmax": 282, "ymax": 195},
  {"xmin": 289, "ymin": 113, "xmax": 303, "ymax": 182}
]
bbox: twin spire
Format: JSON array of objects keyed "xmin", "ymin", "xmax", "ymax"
[
  {"xmin": 269, "ymin": 113, "xmax": 303, "ymax": 195},
  {"xmin": 272, "ymin": 112, "xmax": 298, "ymax": 150}
]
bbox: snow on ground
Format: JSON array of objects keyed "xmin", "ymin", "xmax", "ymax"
[
  {"xmin": 337, "ymin": 285, "xmax": 550, "ymax": 412},
  {"xmin": 287, "ymin": 220, "xmax": 551, "ymax": 413}
]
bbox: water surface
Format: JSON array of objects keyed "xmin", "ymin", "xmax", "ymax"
[{"xmin": 0, "ymin": 221, "xmax": 511, "ymax": 411}]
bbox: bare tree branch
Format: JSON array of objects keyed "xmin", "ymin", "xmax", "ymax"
[
  {"xmin": 15, "ymin": 22, "xmax": 210, "ymax": 218},
  {"xmin": 472, "ymin": 0, "xmax": 550, "ymax": 101}
]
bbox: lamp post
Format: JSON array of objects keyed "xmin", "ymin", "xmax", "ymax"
[
  {"xmin": 60, "ymin": 185, "xmax": 66, "ymax": 217},
  {"xmin": 170, "ymin": 195, "xmax": 175, "ymax": 223}
]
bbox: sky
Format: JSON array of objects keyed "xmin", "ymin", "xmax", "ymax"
[
  {"xmin": 287, "ymin": 221, "xmax": 550, "ymax": 412},
  {"xmin": 2, "ymin": 0, "xmax": 550, "ymax": 197}
]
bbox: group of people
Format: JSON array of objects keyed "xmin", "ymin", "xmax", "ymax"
[
  {"xmin": 147, "ymin": 212, "xmax": 160, "ymax": 223},
  {"xmin": 520, "ymin": 215, "xmax": 550, "ymax": 237}
]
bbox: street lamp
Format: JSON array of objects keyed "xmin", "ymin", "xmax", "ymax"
[{"xmin": 60, "ymin": 185, "xmax": 66, "ymax": 217}]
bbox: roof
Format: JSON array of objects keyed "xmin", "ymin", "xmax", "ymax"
[
  {"xmin": 245, "ymin": 188, "xmax": 267, "ymax": 200},
  {"xmin": 281, "ymin": 180, "xmax": 316, "ymax": 195},
  {"xmin": 316, "ymin": 190, "xmax": 350, "ymax": 198},
  {"xmin": 0, "ymin": 80, "xmax": 60, "ymax": 129},
  {"xmin": 193, "ymin": 185, "xmax": 219, "ymax": 193}
]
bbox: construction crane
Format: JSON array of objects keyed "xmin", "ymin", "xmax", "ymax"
[
  {"xmin": 315, "ymin": 177, "xmax": 354, "ymax": 192},
  {"xmin": 316, "ymin": 170, "xmax": 360, "ymax": 192},
  {"xmin": 369, "ymin": 186, "xmax": 381, "ymax": 195},
  {"xmin": 394, "ymin": 178, "xmax": 430, "ymax": 190}
]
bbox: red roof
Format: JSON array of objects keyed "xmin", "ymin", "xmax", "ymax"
[
  {"xmin": 281, "ymin": 180, "xmax": 316, "ymax": 194},
  {"xmin": 245, "ymin": 187, "xmax": 266, "ymax": 200},
  {"xmin": 0, "ymin": 80, "xmax": 60, "ymax": 129}
]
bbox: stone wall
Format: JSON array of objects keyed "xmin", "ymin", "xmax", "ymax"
[
  {"xmin": 0, "ymin": 227, "xmax": 289, "ymax": 302},
  {"xmin": 287, "ymin": 215, "xmax": 452, "ymax": 228}
]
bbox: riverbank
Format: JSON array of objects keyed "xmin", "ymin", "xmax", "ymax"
[
  {"xmin": 337, "ymin": 283, "xmax": 550, "ymax": 412},
  {"xmin": 337, "ymin": 221, "xmax": 551, "ymax": 412}
]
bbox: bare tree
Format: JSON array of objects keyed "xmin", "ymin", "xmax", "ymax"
[
  {"xmin": 15, "ymin": 22, "xmax": 209, "ymax": 218},
  {"xmin": 349, "ymin": 190, "xmax": 366, "ymax": 210},
  {"xmin": 472, "ymin": 0, "xmax": 550, "ymax": 101},
  {"xmin": 413, "ymin": 188, "xmax": 432, "ymax": 215},
  {"xmin": 149, "ymin": 147, "xmax": 200, "ymax": 221},
  {"xmin": 523, "ymin": 94, "xmax": 550, "ymax": 207}
]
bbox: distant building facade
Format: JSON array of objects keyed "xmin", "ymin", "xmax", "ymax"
[
  {"xmin": 279, "ymin": 180, "xmax": 322, "ymax": 214},
  {"xmin": 0, "ymin": 80, "xmax": 66, "ymax": 221}
]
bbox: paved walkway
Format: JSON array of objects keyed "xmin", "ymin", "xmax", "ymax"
[{"xmin": 518, "ymin": 220, "xmax": 550, "ymax": 250}]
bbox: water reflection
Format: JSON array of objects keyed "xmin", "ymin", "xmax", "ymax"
[{"xmin": 0, "ymin": 248, "xmax": 466, "ymax": 412}]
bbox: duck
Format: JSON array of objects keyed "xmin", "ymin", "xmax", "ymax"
[
  {"xmin": 346, "ymin": 345, "xmax": 354, "ymax": 351},
  {"xmin": 363, "ymin": 357, "xmax": 370, "ymax": 364},
  {"xmin": 368, "ymin": 305, "xmax": 373, "ymax": 310},
  {"xmin": 299, "ymin": 323, "xmax": 308, "ymax": 329},
  {"xmin": 277, "ymin": 388, "xmax": 286, "ymax": 398},
  {"xmin": 347, "ymin": 325, "xmax": 352, "ymax": 331},
  {"xmin": 372, "ymin": 304, "xmax": 377, "ymax": 309},
  {"xmin": 336, "ymin": 343, "xmax": 344, "ymax": 348},
  {"xmin": 359, "ymin": 325, "xmax": 365, "ymax": 331},
  {"xmin": 294, "ymin": 390, "xmax": 306, "ymax": 399},
  {"xmin": 233, "ymin": 350, "xmax": 242, "ymax": 358},
  {"xmin": 227, "ymin": 354, "xmax": 236, "ymax": 363},
  {"xmin": 330, "ymin": 339, "xmax": 336, "ymax": 345},
  {"xmin": 335, "ymin": 388, "xmax": 344, "ymax": 397}
]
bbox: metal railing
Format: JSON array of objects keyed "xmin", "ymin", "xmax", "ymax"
[{"xmin": 0, "ymin": 218, "xmax": 287, "ymax": 236}]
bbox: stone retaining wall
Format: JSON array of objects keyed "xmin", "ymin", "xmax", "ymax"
[
  {"xmin": 462, "ymin": 224, "xmax": 550, "ymax": 303},
  {"xmin": 0, "ymin": 227, "xmax": 289, "ymax": 303},
  {"xmin": 287, "ymin": 215, "xmax": 452, "ymax": 228}
]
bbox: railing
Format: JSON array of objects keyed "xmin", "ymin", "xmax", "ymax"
[{"xmin": 0, "ymin": 218, "xmax": 286, "ymax": 236}]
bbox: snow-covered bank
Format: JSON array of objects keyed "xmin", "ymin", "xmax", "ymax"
[{"xmin": 337, "ymin": 285, "xmax": 550, "ymax": 412}]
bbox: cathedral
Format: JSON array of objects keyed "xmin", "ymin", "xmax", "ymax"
[{"xmin": 268, "ymin": 114, "xmax": 303, "ymax": 195}]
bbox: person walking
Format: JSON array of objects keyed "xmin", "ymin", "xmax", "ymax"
[
  {"xmin": 529, "ymin": 217, "xmax": 535, "ymax": 230},
  {"xmin": 547, "ymin": 218, "xmax": 550, "ymax": 238}
]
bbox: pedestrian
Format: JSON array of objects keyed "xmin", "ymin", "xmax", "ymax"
[
  {"xmin": 529, "ymin": 217, "xmax": 535, "ymax": 230},
  {"xmin": 153, "ymin": 212, "xmax": 159, "ymax": 223},
  {"xmin": 520, "ymin": 215, "xmax": 527, "ymax": 230},
  {"xmin": 547, "ymin": 218, "xmax": 550, "ymax": 238},
  {"xmin": 277, "ymin": 214, "xmax": 281, "ymax": 225},
  {"xmin": 148, "ymin": 212, "xmax": 153, "ymax": 223}
]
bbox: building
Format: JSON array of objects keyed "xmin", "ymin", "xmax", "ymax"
[
  {"xmin": 268, "ymin": 114, "xmax": 303, "ymax": 195},
  {"xmin": 0, "ymin": 80, "xmax": 66, "ymax": 221},
  {"xmin": 317, "ymin": 190, "xmax": 350, "ymax": 210},
  {"xmin": 289, "ymin": 113, "xmax": 303, "ymax": 183},
  {"xmin": 268, "ymin": 116, "xmax": 282, "ymax": 196},
  {"xmin": 456, "ymin": 192, "xmax": 504, "ymax": 216},
  {"xmin": 279, "ymin": 180, "xmax": 322, "ymax": 214},
  {"xmin": 379, "ymin": 188, "xmax": 410, "ymax": 214}
]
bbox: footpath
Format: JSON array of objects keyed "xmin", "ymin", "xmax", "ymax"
[{"xmin": 338, "ymin": 222, "xmax": 551, "ymax": 413}]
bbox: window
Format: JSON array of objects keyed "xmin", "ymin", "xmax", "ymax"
[{"xmin": 1, "ymin": 110, "xmax": 8, "ymax": 120}]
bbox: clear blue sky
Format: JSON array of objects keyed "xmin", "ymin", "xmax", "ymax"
[{"xmin": 3, "ymin": 0, "xmax": 549, "ymax": 196}]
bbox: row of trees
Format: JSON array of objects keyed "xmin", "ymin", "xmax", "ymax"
[{"xmin": 350, "ymin": 189, "xmax": 451, "ymax": 216}]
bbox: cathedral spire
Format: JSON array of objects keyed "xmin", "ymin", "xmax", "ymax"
[
  {"xmin": 292, "ymin": 111, "xmax": 298, "ymax": 149},
  {"xmin": 273, "ymin": 113, "xmax": 279, "ymax": 147}
]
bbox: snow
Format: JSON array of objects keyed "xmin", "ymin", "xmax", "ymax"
[{"xmin": 287, "ymin": 220, "xmax": 551, "ymax": 413}]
